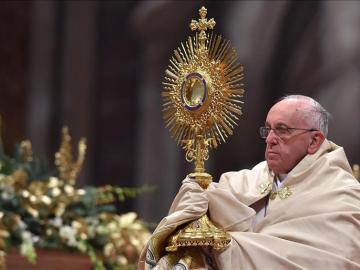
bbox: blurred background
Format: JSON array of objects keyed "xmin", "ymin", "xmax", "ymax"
[{"xmin": 0, "ymin": 0, "xmax": 359, "ymax": 224}]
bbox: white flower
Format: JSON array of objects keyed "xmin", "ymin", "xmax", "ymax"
[
  {"xmin": 1, "ymin": 192, "xmax": 13, "ymax": 200},
  {"xmin": 59, "ymin": 225, "xmax": 78, "ymax": 247},
  {"xmin": 51, "ymin": 187, "xmax": 61, "ymax": 197},
  {"xmin": 48, "ymin": 177, "xmax": 60, "ymax": 188},
  {"xmin": 118, "ymin": 212, "xmax": 137, "ymax": 227},
  {"xmin": 32, "ymin": 235, "xmax": 40, "ymax": 243},
  {"xmin": 49, "ymin": 217, "xmax": 63, "ymax": 227},
  {"xmin": 17, "ymin": 219, "xmax": 28, "ymax": 230},
  {"xmin": 21, "ymin": 231, "xmax": 33, "ymax": 244},
  {"xmin": 20, "ymin": 241, "xmax": 36, "ymax": 264}
]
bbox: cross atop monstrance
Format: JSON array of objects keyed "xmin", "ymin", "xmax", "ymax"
[{"xmin": 189, "ymin": 6, "xmax": 216, "ymax": 45}]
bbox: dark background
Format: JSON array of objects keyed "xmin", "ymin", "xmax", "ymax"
[{"xmin": 0, "ymin": 0, "xmax": 359, "ymax": 223}]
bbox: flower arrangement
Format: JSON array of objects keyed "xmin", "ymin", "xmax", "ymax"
[{"xmin": 0, "ymin": 127, "xmax": 151, "ymax": 269}]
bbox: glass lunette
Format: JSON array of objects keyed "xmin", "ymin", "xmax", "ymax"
[{"xmin": 259, "ymin": 126, "xmax": 317, "ymax": 139}]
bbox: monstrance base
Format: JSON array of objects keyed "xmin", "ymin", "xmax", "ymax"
[{"xmin": 165, "ymin": 214, "xmax": 231, "ymax": 252}]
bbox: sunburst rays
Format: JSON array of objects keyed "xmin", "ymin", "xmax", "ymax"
[{"xmin": 162, "ymin": 32, "xmax": 244, "ymax": 148}]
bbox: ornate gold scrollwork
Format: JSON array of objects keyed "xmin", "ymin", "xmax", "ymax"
[{"xmin": 161, "ymin": 6, "xmax": 245, "ymax": 258}]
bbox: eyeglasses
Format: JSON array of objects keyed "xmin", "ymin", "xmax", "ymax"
[{"xmin": 259, "ymin": 126, "xmax": 317, "ymax": 139}]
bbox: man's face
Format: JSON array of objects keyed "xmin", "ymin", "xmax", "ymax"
[{"xmin": 264, "ymin": 99, "xmax": 314, "ymax": 174}]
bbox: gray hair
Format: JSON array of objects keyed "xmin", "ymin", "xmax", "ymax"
[{"xmin": 281, "ymin": 95, "xmax": 331, "ymax": 137}]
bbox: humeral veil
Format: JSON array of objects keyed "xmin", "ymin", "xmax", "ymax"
[{"xmin": 139, "ymin": 140, "xmax": 360, "ymax": 269}]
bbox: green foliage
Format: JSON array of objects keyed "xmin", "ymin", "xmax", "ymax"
[{"xmin": 0, "ymin": 140, "xmax": 152, "ymax": 269}]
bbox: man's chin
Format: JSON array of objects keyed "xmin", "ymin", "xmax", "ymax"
[{"xmin": 266, "ymin": 161, "xmax": 283, "ymax": 174}]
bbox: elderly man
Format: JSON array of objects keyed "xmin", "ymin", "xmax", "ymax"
[{"xmin": 139, "ymin": 95, "xmax": 360, "ymax": 269}]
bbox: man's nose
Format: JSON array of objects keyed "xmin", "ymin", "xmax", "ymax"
[{"xmin": 265, "ymin": 129, "xmax": 278, "ymax": 144}]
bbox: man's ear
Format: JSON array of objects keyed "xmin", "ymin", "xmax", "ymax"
[{"xmin": 307, "ymin": 131, "xmax": 325, "ymax": 154}]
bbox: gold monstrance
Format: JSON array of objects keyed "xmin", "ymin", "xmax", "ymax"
[{"xmin": 162, "ymin": 7, "xmax": 245, "ymax": 253}]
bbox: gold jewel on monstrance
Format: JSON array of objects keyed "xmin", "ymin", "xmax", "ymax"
[{"xmin": 162, "ymin": 6, "xmax": 244, "ymax": 253}]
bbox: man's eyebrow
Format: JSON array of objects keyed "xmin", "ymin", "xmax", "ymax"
[
  {"xmin": 275, "ymin": 122, "xmax": 289, "ymax": 127},
  {"xmin": 264, "ymin": 122, "xmax": 289, "ymax": 128}
]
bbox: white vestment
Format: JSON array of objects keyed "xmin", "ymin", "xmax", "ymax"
[{"xmin": 138, "ymin": 140, "xmax": 360, "ymax": 269}]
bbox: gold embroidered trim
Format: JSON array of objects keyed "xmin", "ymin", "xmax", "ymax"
[
  {"xmin": 270, "ymin": 186, "xmax": 292, "ymax": 200},
  {"xmin": 258, "ymin": 182, "xmax": 272, "ymax": 194},
  {"xmin": 258, "ymin": 182, "xmax": 293, "ymax": 200}
]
